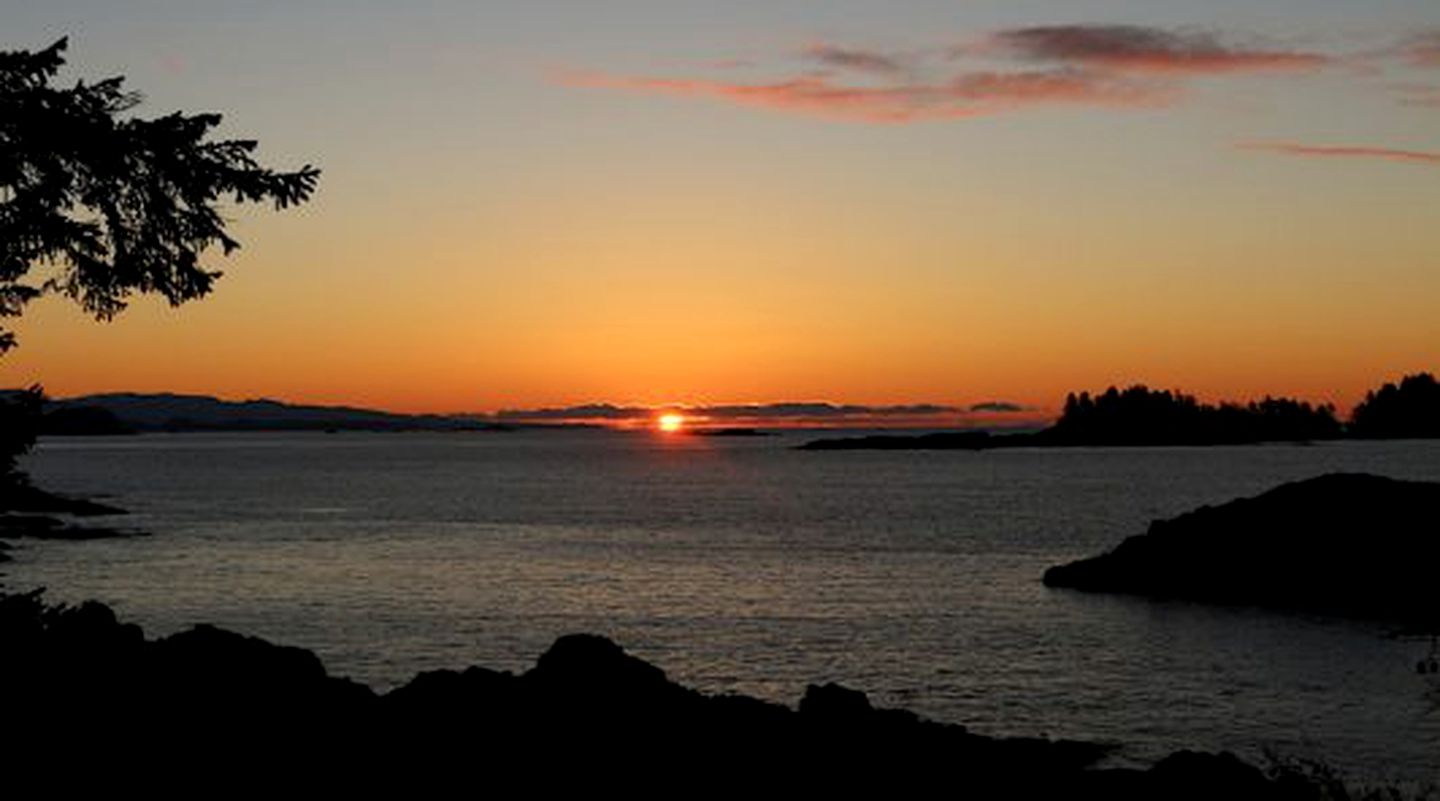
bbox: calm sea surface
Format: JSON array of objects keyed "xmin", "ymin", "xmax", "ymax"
[{"xmin": 10, "ymin": 432, "xmax": 1440, "ymax": 781}]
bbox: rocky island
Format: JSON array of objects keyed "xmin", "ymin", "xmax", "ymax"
[{"xmin": 1044, "ymin": 473, "xmax": 1440, "ymax": 625}]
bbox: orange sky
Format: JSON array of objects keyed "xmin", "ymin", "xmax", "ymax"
[{"xmin": 3, "ymin": 7, "xmax": 1437, "ymax": 418}]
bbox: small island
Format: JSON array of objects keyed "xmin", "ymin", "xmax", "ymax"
[
  {"xmin": 800, "ymin": 376, "xmax": 1439, "ymax": 450},
  {"xmin": 1043, "ymin": 473, "xmax": 1440, "ymax": 625}
]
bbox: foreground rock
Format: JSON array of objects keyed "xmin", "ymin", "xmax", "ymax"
[
  {"xmin": 1044, "ymin": 473, "xmax": 1440, "ymax": 624},
  {"xmin": 0, "ymin": 590, "xmax": 1380, "ymax": 795}
]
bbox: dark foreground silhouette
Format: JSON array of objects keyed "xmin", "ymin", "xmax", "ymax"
[
  {"xmin": 1044, "ymin": 473, "xmax": 1440, "ymax": 625},
  {"xmin": 0, "ymin": 589, "xmax": 1415, "ymax": 795}
]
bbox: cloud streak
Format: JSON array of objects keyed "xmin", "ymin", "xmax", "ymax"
[
  {"xmin": 486, "ymin": 401, "xmax": 1036, "ymax": 428},
  {"xmin": 496, "ymin": 401, "xmax": 962, "ymax": 422},
  {"xmin": 1394, "ymin": 83, "xmax": 1440, "ymax": 108},
  {"xmin": 989, "ymin": 25, "xmax": 1331, "ymax": 74},
  {"xmin": 561, "ymin": 23, "xmax": 1337, "ymax": 124},
  {"xmin": 804, "ymin": 44, "xmax": 909, "ymax": 77},
  {"xmin": 560, "ymin": 69, "xmax": 1168, "ymax": 123},
  {"xmin": 1401, "ymin": 31, "xmax": 1440, "ymax": 67},
  {"xmin": 970, "ymin": 401, "xmax": 1029, "ymax": 413},
  {"xmin": 1240, "ymin": 141, "xmax": 1440, "ymax": 166}
]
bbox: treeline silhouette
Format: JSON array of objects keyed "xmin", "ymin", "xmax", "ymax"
[
  {"xmin": 0, "ymin": 388, "xmax": 40, "ymax": 489},
  {"xmin": 1350, "ymin": 373, "xmax": 1440, "ymax": 439},
  {"xmin": 802, "ymin": 372, "xmax": 1439, "ymax": 450},
  {"xmin": 1048, "ymin": 387, "xmax": 1341, "ymax": 446}
]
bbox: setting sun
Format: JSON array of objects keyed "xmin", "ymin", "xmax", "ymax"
[{"xmin": 657, "ymin": 413, "xmax": 685, "ymax": 433}]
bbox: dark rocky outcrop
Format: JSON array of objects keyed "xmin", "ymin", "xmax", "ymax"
[
  {"xmin": 0, "ymin": 483, "xmax": 127, "ymax": 516},
  {"xmin": 0, "ymin": 513, "xmax": 137, "ymax": 540},
  {"xmin": 0, "ymin": 485, "xmax": 132, "ymax": 547},
  {"xmin": 1044, "ymin": 473, "xmax": 1440, "ymax": 624},
  {"xmin": 0, "ymin": 589, "xmax": 1388, "ymax": 795}
]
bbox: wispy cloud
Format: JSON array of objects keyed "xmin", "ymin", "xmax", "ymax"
[
  {"xmin": 560, "ymin": 23, "xmax": 1337, "ymax": 125},
  {"xmin": 494, "ymin": 403, "xmax": 649, "ymax": 422},
  {"xmin": 559, "ymin": 68, "xmax": 1167, "ymax": 123},
  {"xmin": 803, "ymin": 44, "xmax": 909, "ymax": 77},
  {"xmin": 970, "ymin": 401, "xmax": 1030, "ymax": 413},
  {"xmin": 989, "ymin": 25, "xmax": 1331, "ymax": 75},
  {"xmin": 491, "ymin": 401, "xmax": 988, "ymax": 428},
  {"xmin": 1400, "ymin": 31, "xmax": 1440, "ymax": 67},
  {"xmin": 1240, "ymin": 140, "xmax": 1440, "ymax": 166}
]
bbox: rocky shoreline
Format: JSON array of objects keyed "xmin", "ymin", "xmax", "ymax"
[
  {"xmin": 0, "ymin": 483, "xmax": 135, "ymax": 559},
  {"xmin": 0, "ymin": 588, "xmax": 1415, "ymax": 795}
]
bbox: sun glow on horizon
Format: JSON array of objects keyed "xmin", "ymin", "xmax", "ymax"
[{"xmin": 657, "ymin": 413, "xmax": 686, "ymax": 433}]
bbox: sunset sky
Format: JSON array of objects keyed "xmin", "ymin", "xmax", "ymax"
[{"xmin": 2, "ymin": 1, "xmax": 1437, "ymax": 419}]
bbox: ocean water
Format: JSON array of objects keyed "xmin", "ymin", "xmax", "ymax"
[{"xmin": 10, "ymin": 432, "xmax": 1440, "ymax": 781}]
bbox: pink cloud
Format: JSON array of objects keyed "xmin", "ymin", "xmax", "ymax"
[
  {"xmin": 991, "ymin": 25, "xmax": 1331, "ymax": 75},
  {"xmin": 557, "ymin": 23, "xmax": 1338, "ymax": 124},
  {"xmin": 1401, "ymin": 32, "xmax": 1440, "ymax": 67},
  {"xmin": 558, "ymin": 69, "xmax": 1168, "ymax": 123},
  {"xmin": 1240, "ymin": 141, "xmax": 1440, "ymax": 166}
]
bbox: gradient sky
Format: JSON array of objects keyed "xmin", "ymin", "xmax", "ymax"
[{"xmin": 2, "ymin": 1, "xmax": 1437, "ymax": 417}]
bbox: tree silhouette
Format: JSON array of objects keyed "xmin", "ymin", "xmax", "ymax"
[
  {"xmin": 1053, "ymin": 385, "xmax": 1340, "ymax": 445},
  {"xmin": 1, "ymin": 38, "xmax": 318, "ymax": 492},
  {"xmin": 1, "ymin": 37, "xmax": 319, "ymax": 353},
  {"xmin": 1349, "ymin": 373, "xmax": 1440, "ymax": 438},
  {"xmin": 0, "ymin": 387, "xmax": 41, "ymax": 487}
]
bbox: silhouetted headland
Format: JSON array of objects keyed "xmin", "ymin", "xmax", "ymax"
[
  {"xmin": 695, "ymin": 427, "xmax": 776, "ymax": 437},
  {"xmin": 0, "ymin": 513, "xmax": 136, "ymax": 542},
  {"xmin": 801, "ymin": 385, "xmax": 1344, "ymax": 450},
  {"xmin": 1044, "ymin": 473, "xmax": 1440, "ymax": 625},
  {"xmin": 803, "ymin": 374, "xmax": 1440, "ymax": 450},
  {"xmin": 0, "ymin": 589, "xmax": 1383, "ymax": 794},
  {"xmin": 1, "ymin": 468, "xmax": 131, "ymax": 550},
  {"xmin": 0, "ymin": 482, "xmax": 126, "ymax": 517}
]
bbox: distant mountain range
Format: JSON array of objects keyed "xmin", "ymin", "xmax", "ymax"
[{"xmin": 43, "ymin": 393, "xmax": 510, "ymax": 434}]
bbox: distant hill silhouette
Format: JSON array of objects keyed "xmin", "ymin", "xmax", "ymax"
[
  {"xmin": 1043, "ymin": 473, "xmax": 1440, "ymax": 626},
  {"xmin": 42, "ymin": 393, "xmax": 509, "ymax": 433},
  {"xmin": 40, "ymin": 405, "xmax": 134, "ymax": 436}
]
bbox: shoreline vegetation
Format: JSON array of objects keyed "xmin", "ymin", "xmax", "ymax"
[
  {"xmin": 0, "ymin": 588, "xmax": 1428, "ymax": 795},
  {"xmin": 800, "ymin": 373, "xmax": 1440, "ymax": 450},
  {"xmin": 1, "ymin": 372, "xmax": 1433, "ymax": 441}
]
